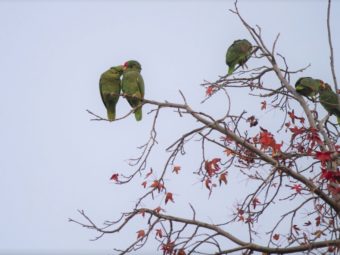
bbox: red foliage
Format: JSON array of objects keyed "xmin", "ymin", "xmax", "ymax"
[
  {"xmin": 320, "ymin": 168, "xmax": 340, "ymax": 182},
  {"xmin": 110, "ymin": 173, "xmax": 119, "ymax": 182},
  {"xmin": 150, "ymin": 180, "xmax": 165, "ymax": 192},
  {"xmin": 136, "ymin": 229, "xmax": 145, "ymax": 239},
  {"xmin": 173, "ymin": 165, "xmax": 181, "ymax": 174},
  {"xmin": 291, "ymin": 184, "xmax": 302, "ymax": 194},
  {"xmin": 161, "ymin": 240, "xmax": 175, "ymax": 254},
  {"xmin": 154, "ymin": 206, "xmax": 163, "ymax": 214},
  {"xmin": 219, "ymin": 172, "xmax": 228, "ymax": 185},
  {"xmin": 165, "ymin": 192, "xmax": 174, "ymax": 204},
  {"xmin": 205, "ymin": 85, "xmax": 217, "ymax": 96},
  {"xmin": 252, "ymin": 197, "xmax": 260, "ymax": 209},
  {"xmin": 205, "ymin": 158, "xmax": 221, "ymax": 177},
  {"xmin": 327, "ymin": 184, "xmax": 340, "ymax": 195},
  {"xmin": 314, "ymin": 151, "xmax": 332, "ymax": 166},
  {"xmin": 155, "ymin": 228, "xmax": 163, "ymax": 238},
  {"xmin": 273, "ymin": 233, "xmax": 280, "ymax": 240},
  {"xmin": 177, "ymin": 249, "xmax": 186, "ymax": 255},
  {"xmin": 145, "ymin": 168, "xmax": 153, "ymax": 179},
  {"xmin": 141, "ymin": 181, "xmax": 147, "ymax": 188}
]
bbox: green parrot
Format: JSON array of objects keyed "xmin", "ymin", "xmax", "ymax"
[
  {"xmin": 226, "ymin": 39, "xmax": 252, "ymax": 75},
  {"xmin": 319, "ymin": 81, "xmax": 340, "ymax": 124},
  {"xmin": 294, "ymin": 77, "xmax": 321, "ymax": 100},
  {"xmin": 121, "ymin": 60, "xmax": 145, "ymax": 121},
  {"xmin": 99, "ymin": 65, "xmax": 124, "ymax": 121}
]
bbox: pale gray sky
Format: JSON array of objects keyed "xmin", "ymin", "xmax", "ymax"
[{"xmin": 0, "ymin": 0, "xmax": 339, "ymax": 254}]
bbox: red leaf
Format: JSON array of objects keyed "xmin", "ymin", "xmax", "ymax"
[
  {"xmin": 161, "ymin": 240, "xmax": 175, "ymax": 254},
  {"xmin": 177, "ymin": 249, "xmax": 186, "ymax": 255},
  {"xmin": 136, "ymin": 229, "xmax": 145, "ymax": 239},
  {"xmin": 155, "ymin": 228, "xmax": 163, "ymax": 238},
  {"xmin": 204, "ymin": 158, "xmax": 221, "ymax": 176},
  {"xmin": 165, "ymin": 192, "xmax": 174, "ymax": 204},
  {"xmin": 145, "ymin": 168, "xmax": 153, "ymax": 179},
  {"xmin": 205, "ymin": 178, "xmax": 212, "ymax": 190},
  {"xmin": 219, "ymin": 172, "xmax": 228, "ymax": 185},
  {"xmin": 289, "ymin": 126, "xmax": 306, "ymax": 138},
  {"xmin": 154, "ymin": 206, "xmax": 163, "ymax": 214},
  {"xmin": 252, "ymin": 197, "xmax": 260, "ymax": 209},
  {"xmin": 173, "ymin": 165, "xmax": 181, "ymax": 174},
  {"xmin": 261, "ymin": 100, "xmax": 267, "ymax": 110},
  {"xmin": 315, "ymin": 216, "xmax": 321, "ymax": 227},
  {"xmin": 224, "ymin": 148, "xmax": 234, "ymax": 156},
  {"xmin": 327, "ymin": 184, "xmax": 340, "ymax": 195},
  {"xmin": 245, "ymin": 217, "xmax": 254, "ymax": 224},
  {"xmin": 292, "ymin": 225, "xmax": 300, "ymax": 235},
  {"xmin": 273, "ymin": 234, "xmax": 280, "ymax": 240},
  {"xmin": 288, "ymin": 110, "xmax": 297, "ymax": 124},
  {"xmin": 139, "ymin": 209, "xmax": 145, "ymax": 217},
  {"xmin": 314, "ymin": 151, "xmax": 332, "ymax": 166},
  {"xmin": 141, "ymin": 181, "xmax": 147, "ymax": 188},
  {"xmin": 150, "ymin": 180, "xmax": 165, "ymax": 192},
  {"xmin": 110, "ymin": 173, "xmax": 119, "ymax": 182},
  {"xmin": 291, "ymin": 184, "xmax": 302, "ymax": 194},
  {"xmin": 306, "ymin": 128, "xmax": 323, "ymax": 147},
  {"xmin": 205, "ymin": 85, "xmax": 216, "ymax": 96},
  {"xmin": 321, "ymin": 168, "xmax": 340, "ymax": 182},
  {"xmin": 259, "ymin": 130, "xmax": 276, "ymax": 150},
  {"xmin": 304, "ymin": 221, "xmax": 312, "ymax": 226}
]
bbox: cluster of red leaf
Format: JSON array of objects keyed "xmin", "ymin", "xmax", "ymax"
[
  {"xmin": 161, "ymin": 240, "xmax": 186, "ymax": 255},
  {"xmin": 288, "ymin": 125, "xmax": 322, "ymax": 154},
  {"xmin": 221, "ymin": 135, "xmax": 256, "ymax": 166},
  {"xmin": 321, "ymin": 168, "xmax": 340, "ymax": 182},
  {"xmin": 288, "ymin": 110, "xmax": 305, "ymax": 124},
  {"xmin": 314, "ymin": 151, "xmax": 332, "ymax": 166},
  {"xmin": 236, "ymin": 207, "xmax": 254, "ymax": 224},
  {"xmin": 203, "ymin": 158, "xmax": 228, "ymax": 193},
  {"xmin": 253, "ymin": 128, "xmax": 282, "ymax": 156},
  {"xmin": 139, "ymin": 168, "xmax": 176, "ymax": 204}
]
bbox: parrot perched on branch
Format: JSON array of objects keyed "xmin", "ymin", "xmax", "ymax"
[
  {"xmin": 226, "ymin": 39, "xmax": 252, "ymax": 75},
  {"xmin": 318, "ymin": 81, "xmax": 340, "ymax": 124},
  {"xmin": 294, "ymin": 77, "xmax": 321, "ymax": 100},
  {"xmin": 122, "ymin": 60, "xmax": 145, "ymax": 121},
  {"xmin": 99, "ymin": 65, "xmax": 124, "ymax": 121}
]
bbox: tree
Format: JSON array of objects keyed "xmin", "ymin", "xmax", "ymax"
[{"xmin": 70, "ymin": 1, "xmax": 340, "ymax": 254}]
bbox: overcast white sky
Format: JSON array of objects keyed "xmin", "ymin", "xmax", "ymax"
[{"xmin": 0, "ymin": 0, "xmax": 339, "ymax": 254}]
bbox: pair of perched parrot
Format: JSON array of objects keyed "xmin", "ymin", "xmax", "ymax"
[
  {"xmin": 99, "ymin": 60, "xmax": 144, "ymax": 121},
  {"xmin": 295, "ymin": 77, "xmax": 340, "ymax": 124}
]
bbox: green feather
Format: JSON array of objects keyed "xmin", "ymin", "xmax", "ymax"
[
  {"xmin": 319, "ymin": 83, "xmax": 340, "ymax": 124},
  {"xmin": 295, "ymin": 77, "xmax": 320, "ymax": 98},
  {"xmin": 99, "ymin": 66, "xmax": 123, "ymax": 121},
  {"xmin": 122, "ymin": 60, "xmax": 145, "ymax": 121},
  {"xmin": 226, "ymin": 39, "xmax": 252, "ymax": 75}
]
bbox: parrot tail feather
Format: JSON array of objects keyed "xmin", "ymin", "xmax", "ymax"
[
  {"xmin": 134, "ymin": 107, "xmax": 142, "ymax": 121},
  {"xmin": 107, "ymin": 111, "xmax": 116, "ymax": 121},
  {"xmin": 228, "ymin": 65, "xmax": 235, "ymax": 75}
]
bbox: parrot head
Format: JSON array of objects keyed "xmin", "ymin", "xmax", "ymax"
[
  {"xmin": 123, "ymin": 60, "xmax": 142, "ymax": 71},
  {"xmin": 318, "ymin": 80, "xmax": 331, "ymax": 91},
  {"xmin": 112, "ymin": 65, "xmax": 124, "ymax": 74}
]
